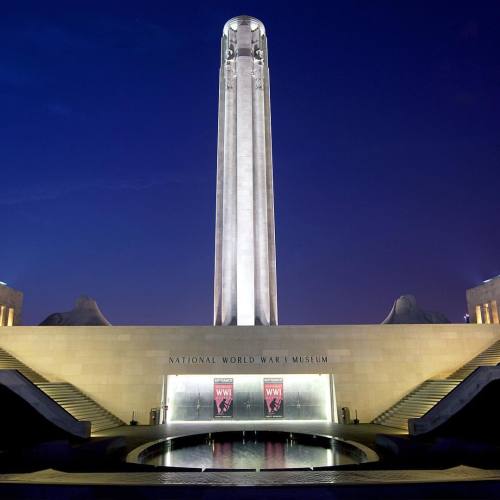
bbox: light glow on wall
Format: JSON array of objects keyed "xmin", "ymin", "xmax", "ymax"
[
  {"xmin": 7, "ymin": 307, "xmax": 14, "ymax": 327},
  {"xmin": 491, "ymin": 300, "xmax": 499, "ymax": 324},
  {"xmin": 0, "ymin": 305, "xmax": 16, "ymax": 326},
  {"xmin": 476, "ymin": 305, "xmax": 483, "ymax": 324},
  {"xmin": 484, "ymin": 303, "xmax": 491, "ymax": 324}
]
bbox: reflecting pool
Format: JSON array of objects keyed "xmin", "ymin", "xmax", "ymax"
[{"xmin": 130, "ymin": 431, "xmax": 376, "ymax": 470}]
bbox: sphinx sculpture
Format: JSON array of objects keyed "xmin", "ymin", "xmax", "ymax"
[
  {"xmin": 382, "ymin": 295, "xmax": 450, "ymax": 324},
  {"xmin": 39, "ymin": 295, "xmax": 111, "ymax": 326}
]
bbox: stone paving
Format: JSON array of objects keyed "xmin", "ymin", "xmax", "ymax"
[{"xmin": 1, "ymin": 465, "xmax": 500, "ymax": 486}]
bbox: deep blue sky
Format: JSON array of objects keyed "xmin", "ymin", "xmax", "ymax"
[{"xmin": 2, "ymin": 1, "xmax": 500, "ymax": 325}]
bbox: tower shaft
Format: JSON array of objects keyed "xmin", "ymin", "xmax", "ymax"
[{"xmin": 214, "ymin": 16, "xmax": 278, "ymax": 326}]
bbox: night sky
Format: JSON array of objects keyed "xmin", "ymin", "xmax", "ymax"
[{"xmin": 2, "ymin": 1, "xmax": 500, "ymax": 325}]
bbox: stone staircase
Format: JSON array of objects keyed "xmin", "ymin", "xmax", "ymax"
[
  {"xmin": 449, "ymin": 340, "xmax": 500, "ymax": 379},
  {"xmin": 372, "ymin": 379, "xmax": 462, "ymax": 430},
  {"xmin": 0, "ymin": 348, "xmax": 123, "ymax": 432},
  {"xmin": 373, "ymin": 340, "xmax": 500, "ymax": 430},
  {"xmin": 35, "ymin": 382, "xmax": 123, "ymax": 432},
  {"xmin": 0, "ymin": 347, "xmax": 48, "ymax": 383}
]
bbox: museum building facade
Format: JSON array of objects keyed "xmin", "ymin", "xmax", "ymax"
[{"xmin": 1, "ymin": 17, "xmax": 500, "ymax": 429}]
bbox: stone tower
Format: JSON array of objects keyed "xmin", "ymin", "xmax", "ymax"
[{"xmin": 214, "ymin": 16, "xmax": 278, "ymax": 326}]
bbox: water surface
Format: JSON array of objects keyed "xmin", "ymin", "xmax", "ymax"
[{"xmin": 144, "ymin": 438, "xmax": 358, "ymax": 469}]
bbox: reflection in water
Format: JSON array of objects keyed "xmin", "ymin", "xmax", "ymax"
[
  {"xmin": 213, "ymin": 442, "xmax": 233, "ymax": 469},
  {"xmin": 265, "ymin": 441, "xmax": 285, "ymax": 469},
  {"xmin": 146, "ymin": 438, "xmax": 357, "ymax": 469}
]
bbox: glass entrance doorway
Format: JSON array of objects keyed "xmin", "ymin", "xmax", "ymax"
[{"xmin": 166, "ymin": 374, "xmax": 336, "ymax": 422}]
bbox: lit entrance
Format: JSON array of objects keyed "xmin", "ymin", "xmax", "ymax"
[{"xmin": 166, "ymin": 374, "xmax": 337, "ymax": 423}]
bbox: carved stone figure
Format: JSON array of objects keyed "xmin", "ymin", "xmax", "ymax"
[
  {"xmin": 382, "ymin": 295, "xmax": 450, "ymax": 324},
  {"xmin": 39, "ymin": 295, "xmax": 111, "ymax": 326}
]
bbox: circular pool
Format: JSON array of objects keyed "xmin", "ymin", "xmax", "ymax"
[{"xmin": 127, "ymin": 431, "xmax": 378, "ymax": 470}]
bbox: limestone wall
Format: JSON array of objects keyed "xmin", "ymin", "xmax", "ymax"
[{"xmin": 0, "ymin": 324, "xmax": 499, "ymax": 424}]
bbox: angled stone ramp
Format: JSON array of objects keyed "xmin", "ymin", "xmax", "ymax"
[
  {"xmin": 0, "ymin": 370, "xmax": 90, "ymax": 441},
  {"xmin": 409, "ymin": 365, "xmax": 500, "ymax": 437}
]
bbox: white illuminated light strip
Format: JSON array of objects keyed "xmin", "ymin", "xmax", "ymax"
[
  {"xmin": 323, "ymin": 375, "xmax": 335, "ymax": 422},
  {"xmin": 166, "ymin": 419, "xmax": 331, "ymax": 424},
  {"xmin": 166, "ymin": 374, "xmax": 334, "ymax": 424},
  {"xmin": 333, "ymin": 380, "xmax": 339, "ymax": 423},
  {"xmin": 326, "ymin": 448, "xmax": 334, "ymax": 467}
]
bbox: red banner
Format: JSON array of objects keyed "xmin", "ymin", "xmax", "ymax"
[
  {"xmin": 264, "ymin": 378, "xmax": 283, "ymax": 418},
  {"xmin": 213, "ymin": 378, "xmax": 233, "ymax": 418}
]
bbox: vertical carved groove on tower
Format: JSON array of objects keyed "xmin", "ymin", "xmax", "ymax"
[{"xmin": 214, "ymin": 16, "xmax": 278, "ymax": 326}]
